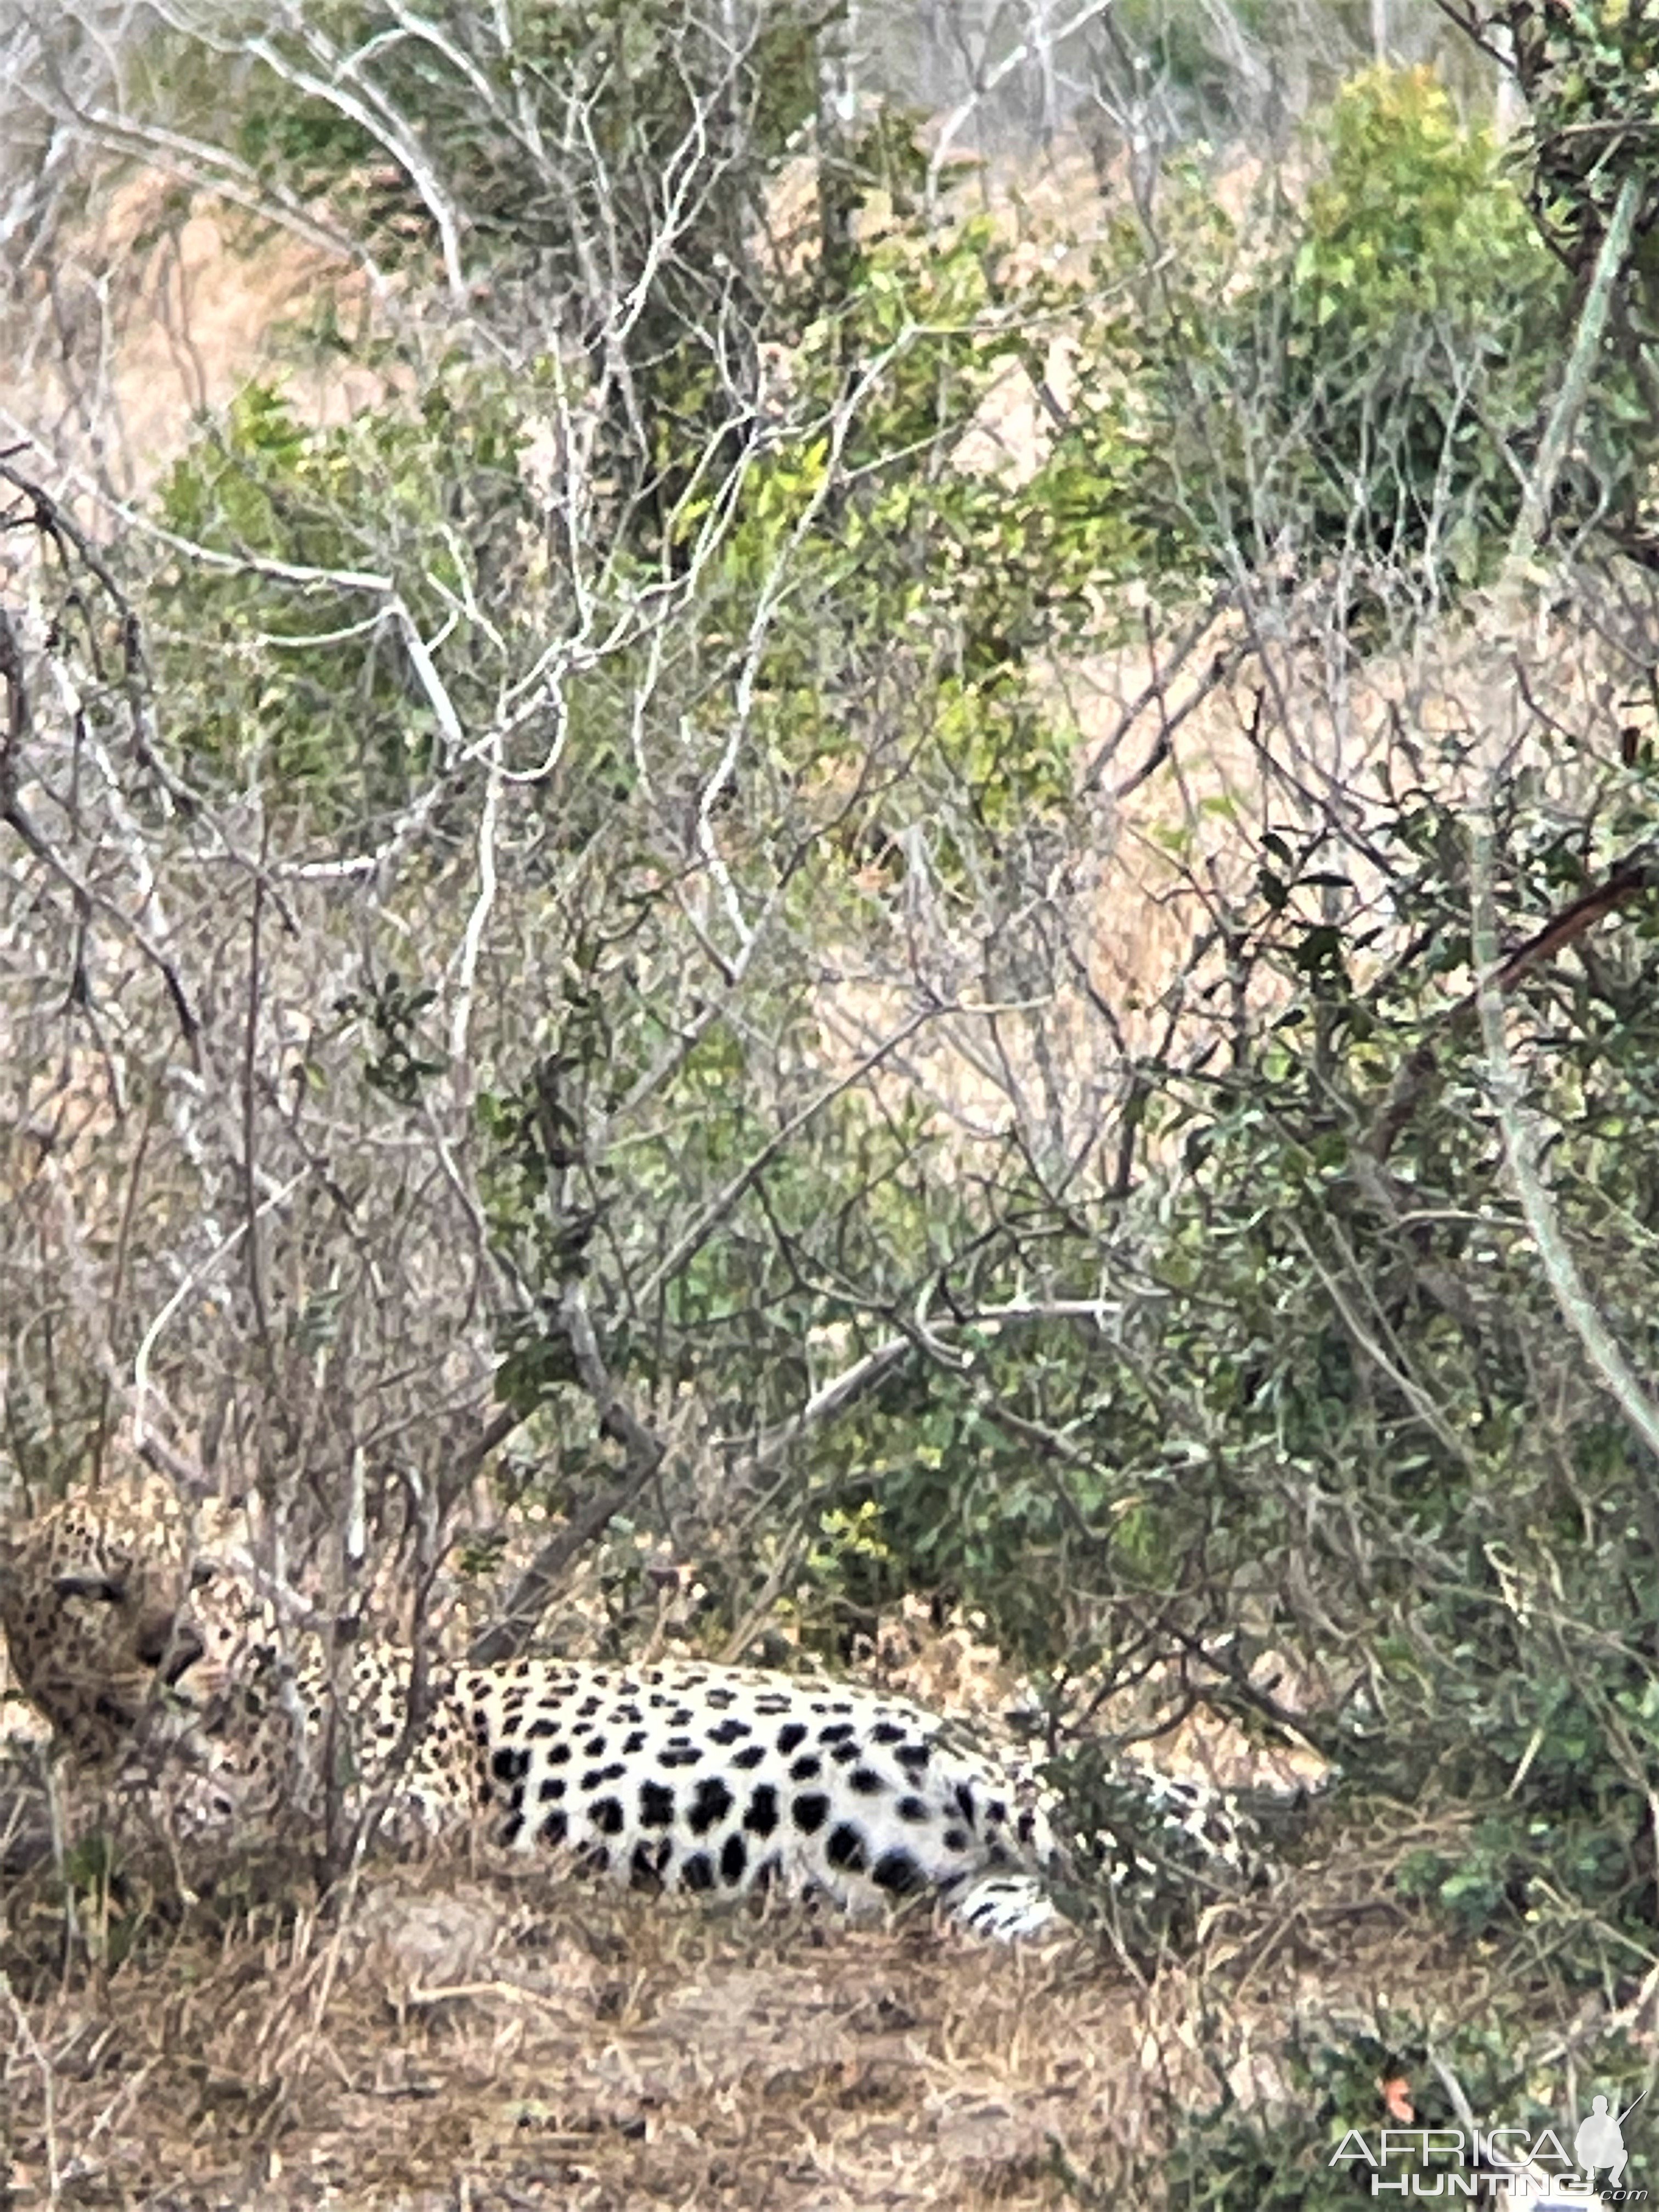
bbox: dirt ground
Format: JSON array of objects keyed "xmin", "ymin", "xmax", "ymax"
[{"xmin": 0, "ymin": 1774, "xmax": 1521, "ymax": 2212}]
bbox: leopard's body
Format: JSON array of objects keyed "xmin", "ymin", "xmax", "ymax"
[
  {"xmin": 185, "ymin": 1629, "xmax": 1064, "ymax": 1936},
  {"xmin": 1, "ymin": 1488, "xmax": 1260, "ymax": 1940}
]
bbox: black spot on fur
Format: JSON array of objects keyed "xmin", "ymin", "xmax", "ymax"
[
  {"xmin": 872, "ymin": 1722, "xmax": 906, "ymax": 1745},
  {"xmin": 640, "ymin": 1780, "xmax": 676, "ymax": 1827},
  {"xmin": 752, "ymin": 1854, "xmax": 781, "ymax": 1891},
  {"xmin": 872, "ymin": 1848, "xmax": 924, "ymax": 1895},
  {"xmin": 896, "ymin": 1743, "xmax": 931, "ymax": 1777},
  {"xmin": 896, "ymin": 1795, "xmax": 929, "ymax": 1823},
  {"xmin": 623, "ymin": 1730, "xmax": 646, "ymax": 1754},
  {"xmin": 527, "ymin": 1718, "xmax": 560, "ymax": 1739},
  {"xmin": 776, "ymin": 1723, "xmax": 808, "ymax": 1754},
  {"xmin": 819, "ymin": 1722, "xmax": 855, "ymax": 1744},
  {"xmin": 743, "ymin": 1785, "xmax": 779, "ymax": 1838},
  {"xmin": 539, "ymin": 1776, "xmax": 566, "ymax": 1803},
  {"xmin": 582, "ymin": 1762, "xmax": 627, "ymax": 1791},
  {"xmin": 826, "ymin": 1823, "xmax": 867, "ymax": 1872},
  {"xmin": 668, "ymin": 1706, "xmax": 694, "ymax": 1728},
  {"xmin": 658, "ymin": 1745, "xmax": 703, "ymax": 1769},
  {"xmin": 541, "ymin": 1809, "xmax": 568, "ymax": 1845},
  {"xmin": 944, "ymin": 1827, "xmax": 969, "ymax": 1853},
  {"xmin": 582, "ymin": 1735, "xmax": 608, "ymax": 1758},
  {"xmin": 704, "ymin": 1688, "xmax": 736, "ymax": 1711},
  {"xmin": 828, "ymin": 1742, "xmax": 859, "ymax": 1766},
  {"xmin": 546, "ymin": 1740, "xmax": 572, "ymax": 1765},
  {"xmin": 720, "ymin": 1833, "xmax": 748, "ymax": 1886},
  {"xmin": 706, "ymin": 1718, "xmax": 752, "ymax": 1745},
  {"xmin": 955, "ymin": 1782, "xmax": 977, "ymax": 1824},
  {"xmin": 849, "ymin": 1768, "xmax": 885, "ymax": 1795},
  {"xmin": 492, "ymin": 1746, "xmax": 531, "ymax": 1784},
  {"xmin": 753, "ymin": 1695, "xmax": 792, "ymax": 1715},
  {"xmin": 731, "ymin": 1744, "xmax": 766, "ymax": 1771},
  {"xmin": 682, "ymin": 1853, "xmax": 716, "ymax": 1893},
  {"xmin": 789, "ymin": 1755, "xmax": 821, "ymax": 1782},
  {"xmin": 793, "ymin": 1792, "xmax": 829, "ymax": 1835},
  {"xmin": 575, "ymin": 1696, "xmax": 602, "ymax": 1718},
  {"xmin": 500, "ymin": 1814, "xmax": 525, "ymax": 1846},
  {"xmin": 689, "ymin": 1776, "xmax": 735, "ymax": 1835},
  {"xmin": 593, "ymin": 1797, "xmax": 625, "ymax": 1836}
]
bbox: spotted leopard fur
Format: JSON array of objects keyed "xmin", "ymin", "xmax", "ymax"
[
  {"xmin": 1, "ymin": 1489, "xmax": 1264, "ymax": 1942},
  {"xmin": 179, "ymin": 1626, "xmax": 1065, "ymax": 1936}
]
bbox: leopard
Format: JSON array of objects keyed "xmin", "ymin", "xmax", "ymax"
[
  {"xmin": 0, "ymin": 1488, "xmax": 209, "ymax": 1765},
  {"xmin": 1, "ymin": 1486, "xmax": 1264, "ymax": 1942}
]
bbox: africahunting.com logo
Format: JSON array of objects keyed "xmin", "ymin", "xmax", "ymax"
[{"xmin": 1331, "ymin": 2088, "xmax": 1649, "ymax": 2200}]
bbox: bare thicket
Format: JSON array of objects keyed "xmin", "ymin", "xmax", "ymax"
[{"xmin": 2, "ymin": 0, "xmax": 1657, "ymax": 1903}]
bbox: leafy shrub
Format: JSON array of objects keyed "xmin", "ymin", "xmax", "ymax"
[
  {"xmin": 154, "ymin": 374, "xmax": 535, "ymax": 829},
  {"xmin": 1161, "ymin": 2016, "xmax": 1651, "ymax": 2209},
  {"xmin": 1060, "ymin": 66, "xmax": 1561, "ymax": 611}
]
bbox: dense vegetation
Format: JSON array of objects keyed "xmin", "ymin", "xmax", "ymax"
[{"xmin": 5, "ymin": 1, "xmax": 1659, "ymax": 2198}]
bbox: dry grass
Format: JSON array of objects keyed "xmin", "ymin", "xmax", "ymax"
[{"xmin": 1, "ymin": 1799, "xmax": 1508, "ymax": 2212}]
